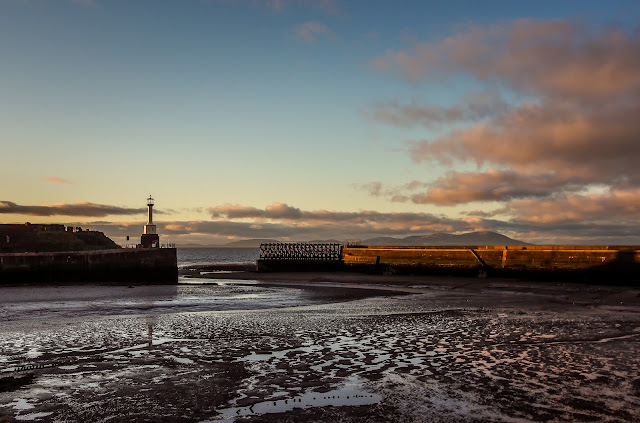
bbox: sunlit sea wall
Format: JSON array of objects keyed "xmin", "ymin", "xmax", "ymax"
[{"xmin": 342, "ymin": 245, "xmax": 640, "ymax": 282}]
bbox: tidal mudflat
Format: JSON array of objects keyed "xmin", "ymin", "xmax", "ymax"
[{"xmin": 0, "ymin": 277, "xmax": 639, "ymax": 422}]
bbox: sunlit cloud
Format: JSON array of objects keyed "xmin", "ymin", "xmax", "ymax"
[
  {"xmin": 367, "ymin": 18, "xmax": 640, "ymax": 238},
  {"xmin": 407, "ymin": 101, "xmax": 640, "ymax": 188},
  {"xmin": 498, "ymin": 189, "xmax": 640, "ymax": 224}
]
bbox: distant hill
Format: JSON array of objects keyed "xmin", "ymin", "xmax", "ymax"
[
  {"xmin": 361, "ymin": 231, "xmax": 530, "ymax": 246},
  {"xmin": 179, "ymin": 231, "xmax": 531, "ymax": 248},
  {"xmin": 175, "ymin": 232, "xmax": 529, "ymax": 249}
]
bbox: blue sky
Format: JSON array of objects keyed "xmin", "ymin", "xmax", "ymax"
[{"xmin": 2, "ymin": 0, "xmax": 640, "ymax": 245}]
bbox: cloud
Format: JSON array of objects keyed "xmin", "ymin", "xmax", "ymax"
[
  {"xmin": 360, "ymin": 18, "xmax": 640, "ymax": 243},
  {"xmin": 210, "ymin": 202, "xmax": 304, "ymax": 220},
  {"xmin": 44, "ymin": 176, "xmax": 73, "ymax": 184},
  {"xmin": 84, "ymin": 206, "xmax": 476, "ymax": 242},
  {"xmin": 267, "ymin": 0, "xmax": 285, "ymax": 13},
  {"xmin": 0, "ymin": 201, "xmax": 145, "ymax": 217},
  {"xmin": 370, "ymin": 91, "xmax": 508, "ymax": 128},
  {"xmin": 408, "ymin": 100, "xmax": 640, "ymax": 186},
  {"xmin": 367, "ymin": 18, "xmax": 640, "ymax": 216},
  {"xmin": 294, "ymin": 21, "xmax": 334, "ymax": 42},
  {"xmin": 353, "ymin": 182, "xmax": 383, "ymax": 197},
  {"xmin": 353, "ymin": 180, "xmax": 429, "ymax": 201},
  {"xmin": 208, "ymin": 202, "xmax": 471, "ymax": 234},
  {"xmin": 498, "ymin": 189, "xmax": 640, "ymax": 225},
  {"xmin": 410, "ymin": 169, "xmax": 586, "ymax": 206},
  {"xmin": 375, "ymin": 19, "xmax": 640, "ymax": 101}
]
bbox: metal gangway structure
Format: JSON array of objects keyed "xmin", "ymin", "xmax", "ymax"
[{"xmin": 259, "ymin": 242, "xmax": 343, "ymax": 261}]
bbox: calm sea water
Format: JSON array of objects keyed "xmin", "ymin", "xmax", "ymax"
[
  {"xmin": 1, "ymin": 247, "xmax": 374, "ymax": 322},
  {"xmin": 0, "ymin": 247, "xmax": 386, "ymax": 322},
  {"xmin": 0, "ymin": 282, "xmax": 352, "ymax": 322},
  {"xmin": 177, "ymin": 247, "xmax": 259, "ymax": 267}
]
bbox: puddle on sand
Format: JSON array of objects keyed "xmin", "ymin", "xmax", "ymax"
[
  {"xmin": 205, "ymin": 376, "xmax": 380, "ymax": 422},
  {"xmin": 15, "ymin": 411, "xmax": 54, "ymax": 421}
]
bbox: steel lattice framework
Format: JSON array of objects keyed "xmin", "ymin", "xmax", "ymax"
[{"xmin": 259, "ymin": 243, "xmax": 343, "ymax": 261}]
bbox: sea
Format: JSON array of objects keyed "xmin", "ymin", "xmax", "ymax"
[
  {"xmin": 0, "ymin": 247, "xmax": 372, "ymax": 322},
  {"xmin": 176, "ymin": 247, "xmax": 260, "ymax": 267}
]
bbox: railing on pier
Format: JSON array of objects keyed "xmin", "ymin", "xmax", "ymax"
[{"xmin": 259, "ymin": 242, "xmax": 343, "ymax": 261}]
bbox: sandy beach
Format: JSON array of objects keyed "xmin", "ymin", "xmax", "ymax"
[{"xmin": 1, "ymin": 272, "xmax": 639, "ymax": 422}]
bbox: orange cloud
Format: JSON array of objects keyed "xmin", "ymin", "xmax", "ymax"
[
  {"xmin": 409, "ymin": 101, "xmax": 640, "ymax": 178},
  {"xmin": 500, "ymin": 189, "xmax": 640, "ymax": 225},
  {"xmin": 44, "ymin": 176, "xmax": 73, "ymax": 184},
  {"xmin": 367, "ymin": 18, "xmax": 640, "ymax": 220}
]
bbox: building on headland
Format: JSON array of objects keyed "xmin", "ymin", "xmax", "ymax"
[
  {"xmin": 139, "ymin": 195, "xmax": 160, "ymax": 248},
  {"xmin": 0, "ymin": 223, "xmax": 119, "ymax": 252},
  {"xmin": 0, "ymin": 223, "xmax": 66, "ymax": 232}
]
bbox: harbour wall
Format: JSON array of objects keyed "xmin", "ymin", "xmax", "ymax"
[
  {"xmin": 0, "ymin": 248, "xmax": 178, "ymax": 285},
  {"xmin": 342, "ymin": 245, "xmax": 640, "ymax": 281}
]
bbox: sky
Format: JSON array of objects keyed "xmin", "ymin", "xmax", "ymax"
[{"xmin": 1, "ymin": 0, "xmax": 640, "ymax": 246}]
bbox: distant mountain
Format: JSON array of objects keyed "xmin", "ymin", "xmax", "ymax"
[
  {"xmin": 361, "ymin": 231, "xmax": 530, "ymax": 246},
  {"xmin": 176, "ymin": 232, "xmax": 529, "ymax": 249}
]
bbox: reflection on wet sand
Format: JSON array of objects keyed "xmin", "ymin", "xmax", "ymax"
[
  {"xmin": 0, "ymin": 279, "xmax": 639, "ymax": 422},
  {"xmin": 146, "ymin": 317, "xmax": 156, "ymax": 347},
  {"xmin": 209, "ymin": 375, "xmax": 380, "ymax": 423}
]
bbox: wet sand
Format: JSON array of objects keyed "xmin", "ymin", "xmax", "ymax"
[{"xmin": 1, "ymin": 272, "xmax": 639, "ymax": 422}]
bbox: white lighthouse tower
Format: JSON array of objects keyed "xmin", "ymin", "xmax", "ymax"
[{"xmin": 140, "ymin": 195, "xmax": 160, "ymax": 248}]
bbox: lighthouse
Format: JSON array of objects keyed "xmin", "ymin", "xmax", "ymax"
[{"xmin": 140, "ymin": 195, "xmax": 160, "ymax": 248}]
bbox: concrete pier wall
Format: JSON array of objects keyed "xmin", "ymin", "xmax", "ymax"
[
  {"xmin": 342, "ymin": 245, "xmax": 640, "ymax": 282},
  {"xmin": 0, "ymin": 248, "xmax": 178, "ymax": 284}
]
